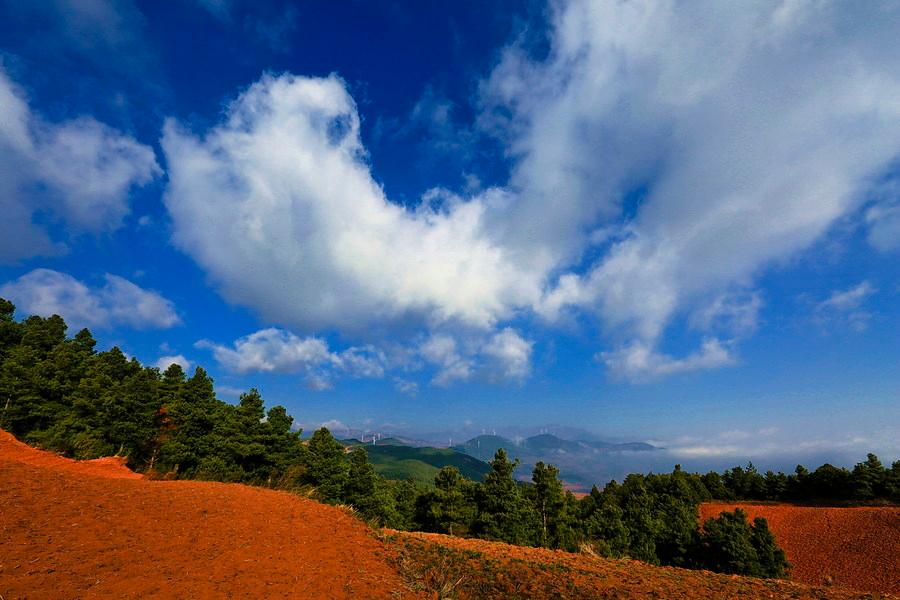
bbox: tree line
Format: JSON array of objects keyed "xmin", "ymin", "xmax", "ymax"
[
  {"xmin": 1, "ymin": 299, "xmax": 893, "ymax": 578},
  {"xmin": 699, "ymin": 457, "xmax": 899, "ymax": 504}
]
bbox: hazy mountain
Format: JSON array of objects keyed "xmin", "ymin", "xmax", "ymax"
[
  {"xmin": 347, "ymin": 443, "xmax": 490, "ymax": 484},
  {"xmin": 452, "ymin": 433, "xmax": 660, "ymax": 491}
]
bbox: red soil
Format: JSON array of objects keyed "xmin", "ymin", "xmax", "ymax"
[
  {"xmin": 701, "ymin": 502, "xmax": 900, "ymax": 596},
  {"xmin": 0, "ymin": 430, "xmax": 421, "ymax": 599},
  {"xmin": 0, "ymin": 430, "xmax": 141, "ymax": 480},
  {"xmin": 2, "ymin": 431, "xmax": 895, "ymax": 600},
  {"xmin": 393, "ymin": 531, "xmax": 895, "ymax": 600}
]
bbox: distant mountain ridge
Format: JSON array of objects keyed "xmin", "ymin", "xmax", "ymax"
[
  {"xmin": 453, "ymin": 433, "xmax": 658, "ymax": 460},
  {"xmin": 452, "ymin": 433, "xmax": 659, "ymax": 491},
  {"xmin": 342, "ymin": 437, "xmax": 491, "ymax": 484}
]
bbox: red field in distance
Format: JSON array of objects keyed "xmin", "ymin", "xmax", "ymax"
[{"xmin": 701, "ymin": 502, "xmax": 900, "ymax": 596}]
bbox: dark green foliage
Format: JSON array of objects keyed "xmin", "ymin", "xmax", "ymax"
[
  {"xmin": 649, "ymin": 466, "xmax": 705, "ymax": 567},
  {"xmin": 695, "ymin": 509, "xmax": 789, "ymax": 578},
  {"xmin": 0, "ymin": 299, "xmax": 308, "ymax": 486},
  {"xmin": 306, "ymin": 427, "xmax": 350, "ymax": 503},
  {"xmin": 344, "ymin": 446, "xmax": 400, "ymax": 525},
  {"xmin": 528, "ymin": 461, "xmax": 576, "ymax": 549},
  {"xmin": 749, "ymin": 516, "xmax": 789, "ymax": 578},
  {"xmin": 417, "ymin": 466, "xmax": 477, "ymax": 536},
  {"xmin": 616, "ymin": 474, "xmax": 663, "ymax": 563},
  {"xmin": 361, "ymin": 443, "xmax": 490, "ymax": 483},
  {"xmin": 388, "ymin": 478, "xmax": 424, "ymax": 530},
  {"xmin": 722, "ymin": 462, "xmax": 767, "ymax": 500},
  {"xmin": 473, "ymin": 448, "xmax": 537, "ymax": 545},
  {"xmin": 581, "ymin": 486, "xmax": 630, "ymax": 557},
  {"xmin": 852, "ymin": 453, "xmax": 887, "ymax": 500},
  {"xmin": 705, "ymin": 453, "xmax": 900, "ymax": 504},
  {"xmin": 3, "ymin": 297, "xmax": 889, "ymax": 582}
]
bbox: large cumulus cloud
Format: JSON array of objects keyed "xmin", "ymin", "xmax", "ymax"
[
  {"xmin": 494, "ymin": 0, "xmax": 900, "ymax": 377},
  {"xmin": 163, "ymin": 1, "xmax": 900, "ymax": 381},
  {"xmin": 0, "ymin": 66, "xmax": 160, "ymax": 263},
  {"xmin": 0, "ymin": 269, "xmax": 180, "ymax": 331},
  {"xmin": 162, "ymin": 74, "xmax": 539, "ymax": 332}
]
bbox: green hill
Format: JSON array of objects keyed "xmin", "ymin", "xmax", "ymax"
[
  {"xmin": 361, "ymin": 444, "xmax": 490, "ymax": 484},
  {"xmin": 450, "ymin": 434, "xmax": 512, "ymax": 462}
]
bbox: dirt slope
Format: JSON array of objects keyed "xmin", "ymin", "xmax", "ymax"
[
  {"xmin": 0, "ymin": 431, "xmax": 420, "ymax": 599},
  {"xmin": 0, "ymin": 430, "xmax": 141, "ymax": 480},
  {"xmin": 2, "ymin": 431, "xmax": 896, "ymax": 600},
  {"xmin": 701, "ymin": 502, "xmax": 900, "ymax": 596},
  {"xmin": 389, "ymin": 531, "xmax": 895, "ymax": 600}
]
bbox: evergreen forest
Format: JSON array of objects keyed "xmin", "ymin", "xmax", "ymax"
[{"xmin": 3, "ymin": 299, "xmax": 898, "ymax": 578}]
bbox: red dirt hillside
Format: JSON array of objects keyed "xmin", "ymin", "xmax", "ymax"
[
  {"xmin": 2, "ymin": 430, "xmax": 896, "ymax": 600},
  {"xmin": 701, "ymin": 502, "xmax": 900, "ymax": 596},
  {"xmin": 0, "ymin": 430, "xmax": 421, "ymax": 599},
  {"xmin": 389, "ymin": 531, "xmax": 897, "ymax": 600}
]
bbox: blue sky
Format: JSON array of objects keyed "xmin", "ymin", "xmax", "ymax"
[{"xmin": 1, "ymin": 0, "xmax": 898, "ymax": 468}]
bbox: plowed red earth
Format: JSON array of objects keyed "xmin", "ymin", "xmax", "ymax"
[
  {"xmin": 701, "ymin": 502, "xmax": 900, "ymax": 596},
  {"xmin": 2, "ymin": 431, "xmax": 895, "ymax": 600},
  {"xmin": 0, "ymin": 431, "xmax": 421, "ymax": 599},
  {"xmin": 392, "ymin": 531, "xmax": 896, "ymax": 600}
]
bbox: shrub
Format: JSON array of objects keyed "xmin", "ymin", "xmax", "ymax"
[{"xmin": 695, "ymin": 509, "xmax": 789, "ymax": 578}]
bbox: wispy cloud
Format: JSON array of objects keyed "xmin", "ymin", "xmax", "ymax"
[
  {"xmin": 0, "ymin": 66, "xmax": 160, "ymax": 263},
  {"xmin": 0, "ymin": 269, "xmax": 180, "ymax": 330},
  {"xmin": 600, "ymin": 338, "xmax": 735, "ymax": 382},
  {"xmin": 666, "ymin": 427, "xmax": 899, "ymax": 461},
  {"xmin": 196, "ymin": 327, "xmax": 389, "ymax": 391},
  {"xmin": 393, "ymin": 377, "xmax": 419, "ymax": 397},
  {"xmin": 154, "ymin": 354, "xmax": 192, "ymax": 372},
  {"xmin": 813, "ymin": 281, "xmax": 878, "ymax": 332},
  {"xmin": 159, "ymin": 2, "xmax": 900, "ymax": 383}
]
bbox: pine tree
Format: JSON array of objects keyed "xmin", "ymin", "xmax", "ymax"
[
  {"xmin": 306, "ymin": 427, "xmax": 349, "ymax": 503},
  {"xmin": 343, "ymin": 447, "xmax": 397, "ymax": 524},
  {"xmin": 618, "ymin": 474, "xmax": 663, "ymax": 563},
  {"xmin": 421, "ymin": 466, "xmax": 475, "ymax": 536},
  {"xmin": 750, "ymin": 516, "xmax": 789, "ymax": 578},
  {"xmin": 474, "ymin": 448, "xmax": 536, "ymax": 545},
  {"xmin": 696, "ymin": 509, "xmax": 761, "ymax": 575},
  {"xmin": 852, "ymin": 453, "xmax": 886, "ymax": 500},
  {"xmin": 581, "ymin": 486, "xmax": 631, "ymax": 557},
  {"xmin": 230, "ymin": 389, "xmax": 268, "ymax": 481},
  {"xmin": 344, "ymin": 447, "xmax": 378, "ymax": 504},
  {"xmin": 530, "ymin": 461, "xmax": 567, "ymax": 548},
  {"xmin": 160, "ymin": 367, "xmax": 219, "ymax": 476}
]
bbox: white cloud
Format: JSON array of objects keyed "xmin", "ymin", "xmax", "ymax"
[
  {"xmin": 393, "ymin": 377, "xmax": 419, "ymax": 397},
  {"xmin": 215, "ymin": 384, "xmax": 245, "ymax": 400},
  {"xmin": 666, "ymin": 427, "xmax": 900, "ymax": 461},
  {"xmin": 196, "ymin": 327, "xmax": 391, "ymax": 390},
  {"xmin": 155, "ymin": 354, "xmax": 192, "ymax": 372},
  {"xmin": 420, "ymin": 334, "xmax": 474, "ymax": 386},
  {"xmin": 197, "ymin": 328, "xmax": 333, "ymax": 374},
  {"xmin": 319, "ymin": 419, "xmax": 348, "ymax": 434},
  {"xmin": 334, "ymin": 346, "xmax": 387, "ymax": 379},
  {"xmin": 7, "ymin": 0, "xmax": 155, "ymax": 77},
  {"xmin": 420, "ymin": 328, "xmax": 534, "ymax": 386},
  {"xmin": 0, "ymin": 66, "xmax": 160, "ymax": 263},
  {"xmin": 195, "ymin": 0, "xmax": 232, "ymax": 21},
  {"xmin": 813, "ymin": 281, "xmax": 877, "ymax": 332},
  {"xmin": 482, "ymin": 328, "xmax": 533, "ymax": 382},
  {"xmin": 161, "ymin": 73, "xmax": 539, "ymax": 333},
  {"xmin": 487, "ymin": 0, "xmax": 900, "ymax": 376},
  {"xmin": 162, "ymin": 2, "xmax": 900, "ymax": 382},
  {"xmin": 866, "ymin": 199, "xmax": 900, "ymax": 252},
  {"xmin": 600, "ymin": 338, "xmax": 735, "ymax": 382},
  {"xmin": 690, "ymin": 291, "xmax": 762, "ymax": 338},
  {"xmin": 0, "ymin": 269, "xmax": 180, "ymax": 330},
  {"xmin": 200, "ymin": 325, "xmax": 535, "ymax": 389},
  {"xmin": 818, "ymin": 281, "xmax": 877, "ymax": 313}
]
